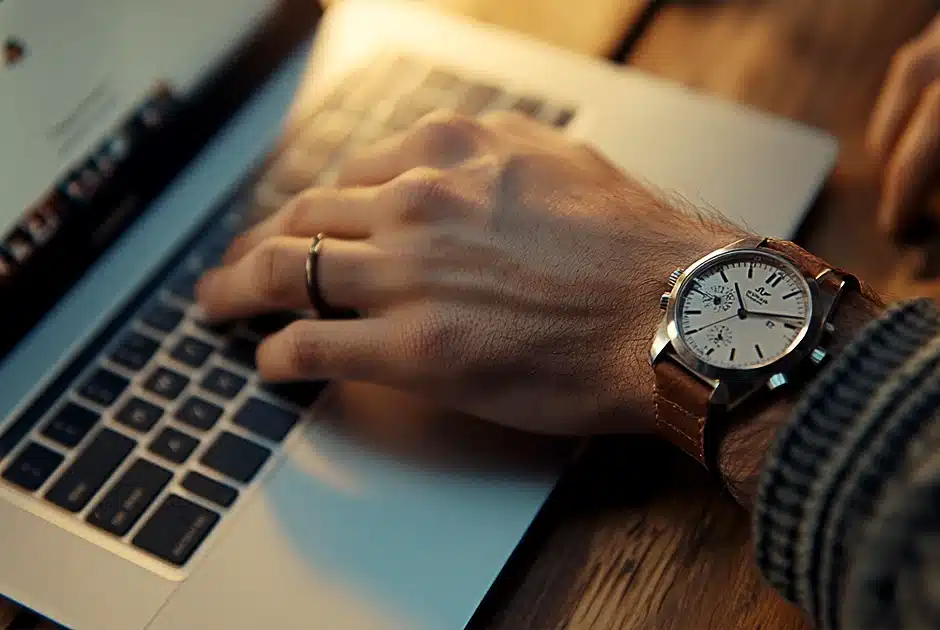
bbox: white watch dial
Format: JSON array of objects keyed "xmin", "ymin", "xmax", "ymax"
[{"xmin": 675, "ymin": 252, "xmax": 812, "ymax": 370}]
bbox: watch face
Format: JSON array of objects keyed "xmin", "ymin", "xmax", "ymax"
[{"xmin": 674, "ymin": 251, "xmax": 812, "ymax": 370}]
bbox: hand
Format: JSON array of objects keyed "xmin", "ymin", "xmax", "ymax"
[
  {"xmin": 196, "ymin": 111, "xmax": 739, "ymax": 436},
  {"xmin": 868, "ymin": 15, "xmax": 940, "ymax": 238}
]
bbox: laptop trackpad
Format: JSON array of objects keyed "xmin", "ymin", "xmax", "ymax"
[{"xmin": 148, "ymin": 383, "xmax": 569, "ymax": 630}]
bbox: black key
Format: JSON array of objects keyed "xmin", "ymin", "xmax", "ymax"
[
  {"xmin": 87, "ymin": 459, "xmax": 172, "ymax": 536},
  {"xmin": 244, "ymin": 312, "xmax": 300, "ymax": 338},
  {"xmin": 132, "ymin": 494, "xmax": 219, "ymax": 566},
  {"xmin": 201, "ymin": 432, "xmax": 271, "ymax": 483},
  {"xmin": 115, "ymin": 397, "xmax": 163, "ymax": 433},
  {"xmin": 456, "ymin": 83, "xmax": 501, "ymax": 115},
  {"xmin": 110, "ymin": 331, "xmax": 160, "ymax": 371},
  {"xmin": 45, "ymin": 428, "xmax": 136, "ymax": 512},
  {"xmin": 262, "ymin": 381, "xmax": 325, "ymax": 409},
  {"xmin": 141, "ymin": 303, "xmax": 184, "ymax": 333},
  {"xmin": 512, "ymin": 96, "xmax": 543, "ymax": 117},
  {"xmin": 221, "ymin": 337, "xmax": 258, "ymax": 369},
  {"xmin": 149, "ymin": 427, "xmax": 199, "ymax": 464},
  {"xmin": 193, "ymin": 317, "xmax": 235, "ymax": 337},
  {"xmin": 200, "ymin": 367, "xmax": 246, "ymax": 400},
  {"xmin": 3, "ymin": 442, "xmax": 64, "ymax": 492},
  {"xmin": 169, "ymin": 336, "xmax": 213, "ymax": 368},
  {"xmin": 234, "ymin": 397, "xmax": 300, "ymax": 443},
  {"xmin": 77, "ymin": 368, "xmax": 129, "ymax": 407},
  {"xmin": 167, "ymin": 269, "xmax": 198, "ymax": 302},
  {"xmin": 143, "ymin": 367, "xmax": 189, "ymax": 401},
  {"xmin": 175, "ymin": 396, "xmax": 222, "ymax": 431},
  {"xmin": 41, "ymin": 402, "xmax": 99, "ymax": 448},
  {"xmin": 552, "ymin": 108, "xmax": 575, "ymax": 128},
  {"xmin": 182, "ymin": 471, "xmax": 238, "ymax": 508}
]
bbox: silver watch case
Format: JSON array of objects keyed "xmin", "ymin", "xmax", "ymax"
[{"xmin": 649, "ymin": 237, "xmax": 841, "ymax": 407}]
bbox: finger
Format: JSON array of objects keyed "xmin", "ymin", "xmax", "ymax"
[
  {"xmin": 257, "ymin": 318, "xmax": 401, "ymax": 384},
  {"xmin": 879, "ymin": 81, "xmax": 940, "ymax": 236},
  {"xmin": 198, "ymin": 236, "xmax": 310, "ymax": 321},
  {"xmin": 480, "ymin": 109, "xmax": 557, "ymax": 143},
  {"xmin": 223, "ymin": 186, "xmax": 377, "ymax": 265},
  {"xmin": 337, "ymin": 111, "xmax": 484, "ymax": 187},
  {"xmin": 868, "ymin": 42, "xmax": 940, "ymax": 163}
]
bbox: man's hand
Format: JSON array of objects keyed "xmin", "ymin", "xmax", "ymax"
[
  {"xmin": 868, "ymin": 15, "xmax": 940, "ymax": 238},
  {"xmin": 196, "ymin": 111, "xmax": 737, "ymax": 436}
]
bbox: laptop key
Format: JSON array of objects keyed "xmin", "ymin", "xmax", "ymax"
[
  {"xmin": 143, "ymin": 367, "xmax": 189, "ymax": 401},
  {"xmin": 457, "ymin": 83, "xmax": 501, "ymax": 115},
  {"xmin": 110, "ymin": 331, "xmax": 160, "ymax": 371},
  {"xmin": 175, "ymin": 396, "xmax": 222, "ymax": 431},
  {"xmin": 3, "ymin": 442, "xmax": 64, "ymax": 492},
  {"xmin": 262, "ymin": 381, "xmax": 325, "ymax": 408},
  {"xmin": 87, "ymin": 458, "xmax": 172, "ymax": 536},
  {"xmin": 511, "ymin": 96, "xmax": 543, "ymax": 117},
  {"xmin": 149, "ymin": 427, "xmax": 199, "ymax": 464},
  {"xmin": 41, "ymin": 402, "xmax": 99, "ymax": 448},
  {"xmin": 45, "ymin": 428, "xmax": 136, "ymax": 512},
  {"xmin": 181, "ymin": 471, "xmax": 238, "ymax": 508},
  {"xmin": 77, "ymin": 367, "xmax": 129, "ymax": 407},
  {"xmin": 221, "ymin": 337, "xmax": 258, "ymax": 370},
  {"xmin": 233, "ymin": 397, "xmax": 299, "ymax": 443},
  {"xmin": 132, "ymin": 494, "xmax": 219, "ymax": 566},
  {"xmin": 201, "ymin": 431, "xmax": 271, "ymax": 483},
  {"xmin": 169, "ymin": 336, "xmax": 213, "ymax": 368},
  {"xmin": 115, "ymin": 397, "xmax": 163, "ymax": 433},
  {"xmin": 167, "ymin": 269, "xmax": 199, "ymax": 302},
  {"xmin": 200, "ymin": 367, "xmax": 246, "ymax": 400},
  {"xmin": 552, "ymin": 108, "xmax": 575, "ymax": 128},
  {"xmin": 141, "ymin": 302, "xmax": 184, "ymax": 333}
]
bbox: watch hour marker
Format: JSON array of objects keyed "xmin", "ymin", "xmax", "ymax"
[
  {"xmin": 784, "ymin": 322, "xmax": 799, "ymax": 330},
  {"xmin": 755, "ymin": 344, "xmax": 764, "ymax": 359},
  {"xmin": 781, "ymin": 290, "xmax": 800, "ymax": 300},
  {"xmin": 765, "ymin": 273, "xmax": 778, "ymax": 285},
  {"xmin": 771, "ymin": 275, "xmax": 783, "ymax": 288},
  {"xmin": 685, "ymin": 328, "xmax": 700, "ymax": 335},
  {"xmin": 748, "ymin": 265, "xmax": 754, "ymax": 279},
  {"xmin": 719, "ymin": 269, "xmax": 728, "ymax": 283},
  {"xmin": 729, "ymin": 348, "xmax": 736, "ymax": 361},
  {"xmin": 706, "ymin": 348, "xmax": 715, "ymax": 356},
  {"xmin": 685, "ymin": 310, "xmax": 702, "ymax": 315}
]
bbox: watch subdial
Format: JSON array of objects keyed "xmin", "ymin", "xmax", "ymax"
[
  {"xmin": 705, "ymin": 325, "xmax": 732, "ymax": 349},
  {"xmin": 705, "ymin": 286, "xmax": 735, "ymax": 313}
]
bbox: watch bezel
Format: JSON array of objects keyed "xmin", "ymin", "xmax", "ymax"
[{"xmin": 662, "ymin": 244, "xmax": 824, "ymax": 382}]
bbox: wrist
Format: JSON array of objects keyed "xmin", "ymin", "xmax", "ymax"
[{"xmin": 717, "ymin": 284, "xmax": 885, "ymax": 509}]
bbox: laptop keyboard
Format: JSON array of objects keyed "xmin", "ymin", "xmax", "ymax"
[{"xmin": 0, "ymin": 53, "xmax": 577, "ymax": 569}]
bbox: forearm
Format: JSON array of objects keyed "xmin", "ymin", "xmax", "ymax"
[{"xmin": 717, "ymin": 291, "xmax": 885, "ymax": 509}]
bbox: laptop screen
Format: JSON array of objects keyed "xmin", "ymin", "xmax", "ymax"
[{"xmin": 0, "ymin": 0, "xmax": 320, "ymax": 358}]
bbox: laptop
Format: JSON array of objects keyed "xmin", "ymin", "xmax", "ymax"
[{"xmin": 0, "ymin": 1, "xmax": 837, "ymax": 628}]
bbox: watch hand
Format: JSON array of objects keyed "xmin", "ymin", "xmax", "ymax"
[
  {"xmin": 747, "ymin": 311, "xmax": 804, "ymax": 320},
  {"xmin": 734, "ymin": 282, "xmax": 748, "ymax": 319},
  {"xmin": 685, "ymin": 312, "xmax": 740, "ymax": 334},
  {"xmin": 691, "ymin": 285, "xmax": 718, "ymax": 301}
]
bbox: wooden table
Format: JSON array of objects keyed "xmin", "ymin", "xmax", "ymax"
[{"xmin": 4, "ymin": 0, "xmax": 938, "ymax": 628}]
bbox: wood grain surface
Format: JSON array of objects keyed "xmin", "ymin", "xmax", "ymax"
[{"xmin": 3, "ymin": 0, "xmax": 938, "ymax": 629}]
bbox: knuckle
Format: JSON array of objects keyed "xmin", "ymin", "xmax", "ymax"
[
  {"xmin": 480, "ymin": 109, "xmax": 530, "ymax": 128},
  {"xmin": 414, "ymin": 112, "xmax": 483, "ymax": 155},
  {"xmin": 389, "ymin": 167, "xmax": 452, "ymax": 223},
  {"xmin": 893, "ymin": 42, "xmax": 933, "ymax": 79},
  {"xmin": 281, "ymin": 194, "xmax": 312, "ymax": 234},
  {"xmin": 251, "ymin": 240, "xmax": 291, "ymax": 301},
  {"xmin": 280, "ymin": 323, "xmax": 317, "ymax": 375}
]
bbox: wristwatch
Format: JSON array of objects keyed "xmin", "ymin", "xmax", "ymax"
[{"xmin": 649, "ymin": 237, "xmax": 859, "ymax": 469}]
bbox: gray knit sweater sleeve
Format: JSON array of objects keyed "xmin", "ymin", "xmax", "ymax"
[{"xmin": 754, "ymin": 298, "xmax": 940, "ymax": 630}]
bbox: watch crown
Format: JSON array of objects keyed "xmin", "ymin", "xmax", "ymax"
[
  {"xmin": 767, "ymin": 373, "xmax": 788, "ymax": 391},
  {"xmin": 668, "ymin": 268, "xmax": 684, "ymax": 288},
  {"xmin": 659, "ymin": 292, "xmax": 671, "ymax": 310}
]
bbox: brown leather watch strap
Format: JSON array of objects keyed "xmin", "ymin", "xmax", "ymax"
[{"xmin": 653, "ymin": 360, "xmax": 712, "ymax": 465}]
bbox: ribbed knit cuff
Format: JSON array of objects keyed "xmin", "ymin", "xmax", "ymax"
[{"xmin": 754, "ymin": 298, "xmax": 940, "ymax": 627}]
